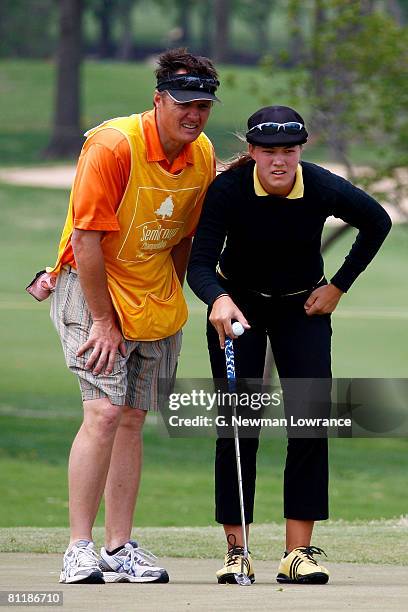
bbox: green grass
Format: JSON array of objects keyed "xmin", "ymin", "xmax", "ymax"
[
  {"xmin": 1, "ymin": 521, "xmax": 407, "ymax": 564},
  {"xmin": 0, "ymin": 413, "xmax": 407, "ymax": 527},
  {"xmin": 0, "ymin": 181, "xmax": 407, "ymax": 527},
  {"xmin": 0, "ymin": 59, "xmax": 369, "ymax": 166}
]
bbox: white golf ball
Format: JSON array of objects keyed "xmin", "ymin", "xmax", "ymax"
[{"xmin": 232, "ymin": 322, "xmax": 245, "ymax": 336}]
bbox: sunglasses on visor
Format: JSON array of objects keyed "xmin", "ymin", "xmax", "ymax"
[
  {"xmin": 247, "ymin": 121, "xmax": 304, "ymax": 134},
  {"xmin": 157, "ymin": 75, "xmax": 219, "ymax": 94}
]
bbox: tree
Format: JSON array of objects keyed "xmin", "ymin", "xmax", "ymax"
[
  {"xmin": 116, "ymin": 0, "xmax": 137, "ymax": 60},
  {"xmin": 213, "ymin": 0, "xmax": 232, "ymax": 62},
  {"xmin": 238, "ymin": 0, "xmax": 274, "ymax": 57},
  {"xmin": 0, "ymin": 0, "xmax": 57, "ymax": 58},
  {"xmin": 90, "ymin": 0, "xmax": 116, "ymax": 58},
  {"xmin": 287, "ymin": 0, "xmax": 305, "ymax": 66},
  {"xmin": 197, "ymin": 0, "xmax": 213, "ymax": 56},
  {"xmin": 176, "ymin": 0, "xmax": 193, "ymax": 48},
  {"xmin": 307, "ymin": 1, "xmax": 408, "ymax": 271},
  {"xmin": 43, "ymin": 0, "xmax": 83, "ymax": 159},
  {"xmin": 271, "ymin": 1, "xmax": 408, "ymax": 188},
  {"xmin": 386, "ymin": 0, "xmax": 407, "ymax": 24}
]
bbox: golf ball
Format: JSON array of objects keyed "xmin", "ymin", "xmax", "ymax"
[{"xmin": 232, "ymin": 321, "xmax": 245, "ymax": 336}]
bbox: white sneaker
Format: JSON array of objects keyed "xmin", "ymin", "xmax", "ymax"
[
  {"xmin": 59, "ymin": 540, "xmax": 104, "ymax": 584},
  {"xmin": 99, "ymin": 540, "xmax": 169, "ymax": 583}
]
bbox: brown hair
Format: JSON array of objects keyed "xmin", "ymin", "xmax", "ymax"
[
  {"xmin": 216, "ymin": 131, "xmax": 252, "ymax": 171},
  {"xmin": 155, "ymin": 47, "xmax": 218, "ymax": 81}
]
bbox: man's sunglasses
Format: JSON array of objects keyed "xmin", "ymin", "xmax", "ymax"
[
  {"xmin": 157, "ymin": 75, "xmax": 219, "ymax": 94},
  {"xmin": 247, "ymin": 121, "xmax": 304, "ymax": 135}
]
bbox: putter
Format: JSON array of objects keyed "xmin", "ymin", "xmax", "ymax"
[{"xmin": 224, "ymin": 329, "xmax": 252, "ymax": 587}]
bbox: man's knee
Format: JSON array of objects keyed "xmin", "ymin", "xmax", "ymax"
[
  {"xmin": 83, "ymin": 398, "xmax": 122, "ymax": 438},
  {"xmin": 119, "ymin": 406, "xmax": 147, "ymax": 434}
]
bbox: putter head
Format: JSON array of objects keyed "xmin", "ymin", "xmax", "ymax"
[{"xmin": 234, "ymin": 572, "xmax": 252, "ymax": 586}]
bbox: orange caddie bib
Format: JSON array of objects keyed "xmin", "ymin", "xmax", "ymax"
[{"xmin": 52, "ymin": 113, "xmax": 215, "ymax": 340}]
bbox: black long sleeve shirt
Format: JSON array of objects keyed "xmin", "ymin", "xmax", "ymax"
[{"xmin": 187, "ymin": 160, "xmax": 392, "ymax": 306}]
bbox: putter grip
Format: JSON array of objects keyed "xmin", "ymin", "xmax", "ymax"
[
  {"xmin": 224, "ymin": 337, "xmax": 236, "ymax": 392},
  {"xmin": 224, "ymin": 337, "xmax": 235, "ymax": 379}
]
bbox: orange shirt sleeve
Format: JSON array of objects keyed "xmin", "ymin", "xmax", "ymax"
[{"xmin": 72, "ymin": 129, "xmax": 131, "ymax": 231}]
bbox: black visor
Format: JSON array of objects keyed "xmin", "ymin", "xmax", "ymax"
[
  {"xmin": 246, "ymin": 106, "xmax": 308, "ymax": 146},
  {"xmin": 157, "ymin": 74, "xmax": 220, "ymax": 103}
]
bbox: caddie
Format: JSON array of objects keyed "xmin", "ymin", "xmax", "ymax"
[{"xmin": 41, "ymin": 48, "xmax": 218, "ymax": 584}]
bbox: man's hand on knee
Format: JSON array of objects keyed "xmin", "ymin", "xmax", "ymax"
[{"xmin": 77, "ymin": 320, "xmax": 127, "ymax": 376}]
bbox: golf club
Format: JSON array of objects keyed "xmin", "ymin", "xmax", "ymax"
[{"xmin": 224, "ymin": 322, "xmax": 252, "ymax": 586}]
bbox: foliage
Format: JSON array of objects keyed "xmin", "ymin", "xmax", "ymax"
[
  {"xmin": 261, "ymin": 1, "xmax": 408, "ymax": 216},
  {"xmin": 0, "ymin": 0, "xmax": 291, "ymax": 60},
  {"xmin": 0, "ymin": 0, "xmax": 57, "ymax": 58}
]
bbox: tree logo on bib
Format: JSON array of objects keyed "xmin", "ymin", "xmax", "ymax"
[
  {"xmin": 117, "ymin": 186, "xmax": 200, "ymax": 263},
  {"xmin": 155, "ymin": 195, "xmax": 174, "ymax": 219}
]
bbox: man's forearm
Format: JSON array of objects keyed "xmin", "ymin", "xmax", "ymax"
[
  {"xmin": 71, "ymin": 229, "xmax": 116, "ymax": 323},
  {"xmin": 171, "ymin": 237, "xmax": 192, "ymax": 286}
]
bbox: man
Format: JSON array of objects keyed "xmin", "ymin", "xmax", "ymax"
[
  {"xmin": 187, "ymin": 105, "xmax": 391, "ymax": 584},
  {"xmin": 46, "ymin": 48, "xmax": 218, "ymax": 584}
]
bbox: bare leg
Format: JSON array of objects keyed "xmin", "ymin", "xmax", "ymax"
[
  {"xmin": 68, "ymin": 398, "xmax": 122, "ymax": 545},
  {"xmin": 223, "ymin": 524, "xmax": 250, "ymax": 549},
  {"xmin": 286, "ymin": 519, "xmax": 314, "ymax": 552},
  {"xmin": 104, "ymin": 407, "xmax": 146, "ymax": 550}
]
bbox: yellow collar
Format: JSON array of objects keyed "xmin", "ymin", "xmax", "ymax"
[{"xmin": 253, "ymin": 163, "xmax": 304, "ymax": 199}]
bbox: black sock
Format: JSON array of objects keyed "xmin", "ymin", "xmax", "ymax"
[{"xmin": 106, "ymin": 544, "xmax": 126, "ymax": 556}]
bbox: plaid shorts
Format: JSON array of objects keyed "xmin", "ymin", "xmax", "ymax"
[{"xmin": 50, "ymin": 267, "xmax": 182, "ymax": 410}]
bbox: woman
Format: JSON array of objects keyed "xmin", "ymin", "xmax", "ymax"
[{"xmin": 187, "ymin": 105, "xmax": 391, "ymax": 584}]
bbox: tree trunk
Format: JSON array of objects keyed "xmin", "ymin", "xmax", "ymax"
[
  {"xmin": 116, "ymin": 0, "xmax": 135, "ymax": 60},
  {"xmin": 326, "ymin": 1, "xmax": 370, "ymax": 164},
  {"xmin": 387, "ymin": 0, "xmax": 404, "ymax": 24},
  {"xmin": 198, "ymin": 1, "xmax": 212, "ymax": 56},
  {"xmin": 256, "ymin": 19, "xmax": 269, "ymax": 56},
  {"xmin": 288, "ymin": 0, "xmax": 304, "ymax": 66},
  {"xmin": 213, "ymin": 0, "xmax": 231, "ymax": 63},
  {"xmin": 43, "ymin": 0, "xmax": 83, "ymax": 159},
  {"xmin": 310, "ymin": 0, "xmax": 353, "ymax": 163},
  {"xmin": 177, "ymin": 0, "xmax": 192, "ymax": 48},
  {"xmin": 96, "ymin": 0, "xmax": 115, "ymax": 58}
]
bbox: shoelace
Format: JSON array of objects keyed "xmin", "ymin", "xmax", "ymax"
[
  {"xmin": 225, "ymin": 546, "xmax": 245, "ymax": 566},
  {"xmin": 71, "ymin": 545, "xmax": 99, "ymax": 568},
  {"xmin": 225, "ymin": 536, "xmax": 251, "ymax": 572},
  {"xmin": 124, "ymin": 544, "xmax": 158, "ymax": 567},
  {"xmin": 295, "ymin": 546, "xmax": 327, "ymax": 565},
  {"xmin": 225, "ymin": 547, "xmax": 251, "ymax": 574}
]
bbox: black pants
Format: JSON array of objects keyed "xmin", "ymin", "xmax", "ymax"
[{"xmin": 207, "ymin": 279, "xmax": 332, "ymax": 524}]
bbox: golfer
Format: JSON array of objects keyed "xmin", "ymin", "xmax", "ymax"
[
  {"xmin": 187, "ymin": 105, "xmax": 391, "ymax": 584},
  {"xmin": 46, "ymin": 48, "xmax": 219, "ymax": 584}
]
